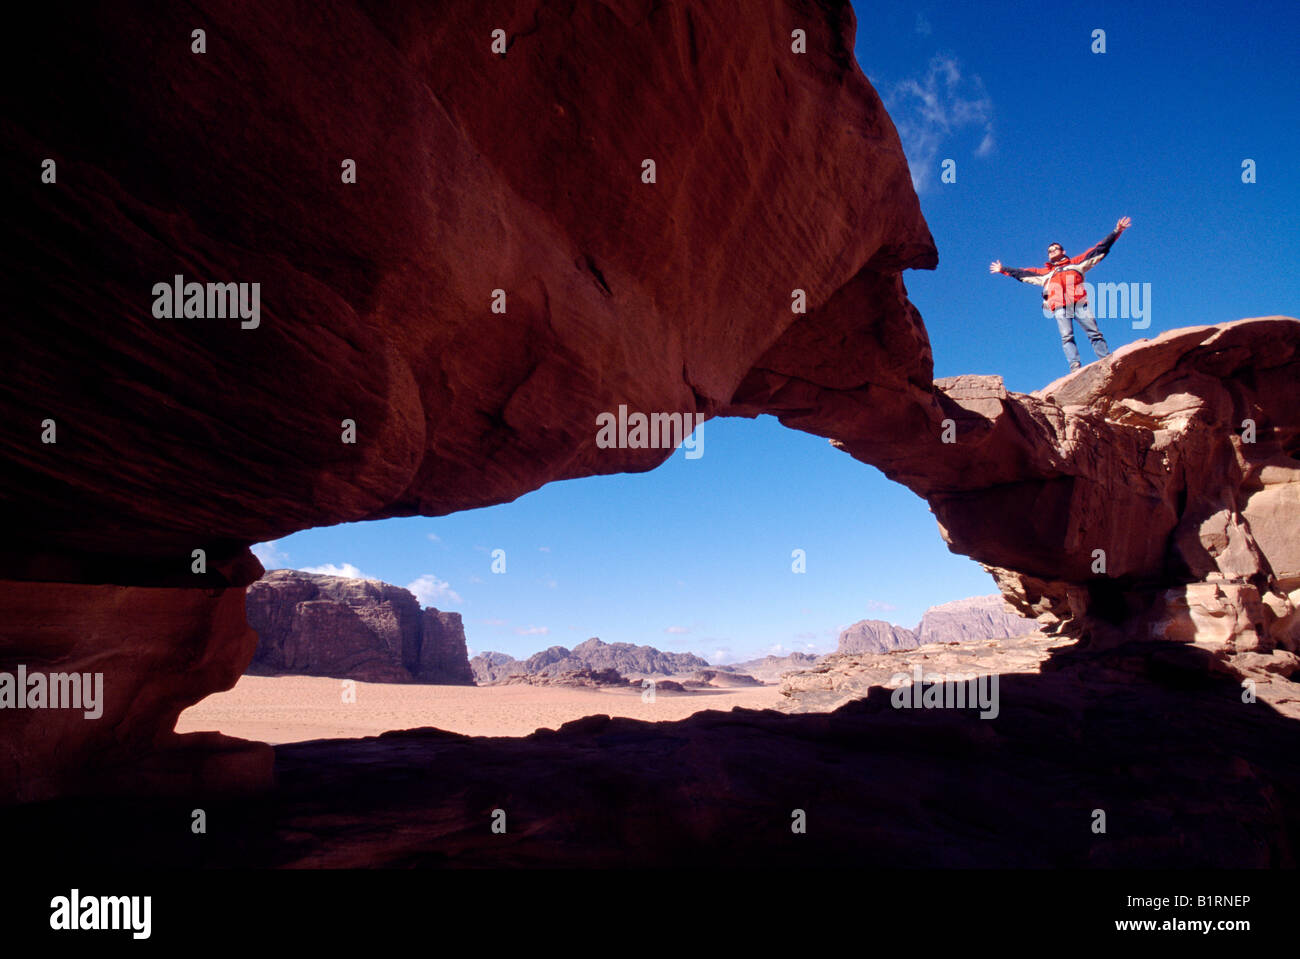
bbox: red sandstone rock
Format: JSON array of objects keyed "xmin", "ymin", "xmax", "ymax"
[
  {"xmin": 2, "ymin": 1, "xmax": 930, "ymax": 799},
  {"xmin": 743, "ymin": 318, "xmax": 1300, "ymax": 680},
  {"xmin": 417, "ymin": 609, "xmax": 475, "ymax": 685},
  {"xmin": 0, "ymin": 581, "xmax": 271, "ymax": 803},
  {"xmin": 245, "ymin": 570, "xmax": 474, "ymax": 685},
  {"xmin": 0, "ymin": 0, "xmax": 1296, "ymax": 806},
  {"xmin": 0, "ymin": 0, "xmax": 932, "ymax": 583}
]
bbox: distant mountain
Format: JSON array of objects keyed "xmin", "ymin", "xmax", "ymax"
[
  {"xmin": 470, "ymin": 651, "xmax": 523, "ymax": 684},
  {"xmin": 917, "ymin": 595, "xmax": 1042, "ymax": 645},
  {"xmin": 245, "ymin": 579, "xmax": 1037, "ymax": 689},
  {"xmin": 245, "ymin": 569, "xmax": 474, "ymax": 684},
  {"xmin": 471, "ymin": 637, "xmax": 709, "ymax": 685},
  {"xmin": 722, "ymin": 652, "xmax": 822, "ymax": 682},
  {"xmin": 837, "ymin": 619, "xmax": 919, "ymax": 654},
  {"xmin": 835, "ymin": 595, "xmax": 1040, "ymax": 654},
  {"xmin": 474, "ymin": 596, "xmax": 1040, "ymax": 688}
]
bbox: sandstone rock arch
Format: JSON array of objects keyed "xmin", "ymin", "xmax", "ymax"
[{"xmin": 2, "ymin": 1, "xmax": 1296, "ymax": 802}]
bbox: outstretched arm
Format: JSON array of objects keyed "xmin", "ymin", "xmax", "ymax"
[
  {"xmin": 1071, "ymin": 216, "xmax": 1131, "ymax": 272},
  {"xmin": 990, "ymin": 259, "xmax": 1049, "ymax": 285}
]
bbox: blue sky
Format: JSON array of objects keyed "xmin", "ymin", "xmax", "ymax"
[{"xmin": 256, "ymin": 0, "xmax": 1299, "ymax": 663}]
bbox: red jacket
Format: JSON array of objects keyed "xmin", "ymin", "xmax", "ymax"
[{"xmin": 1000, "ymin": 227, "xmax": 1123, "ymax": 310}]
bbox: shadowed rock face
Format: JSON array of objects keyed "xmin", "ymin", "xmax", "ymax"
[
  {"xmin": 418, "ymin": 610, "xmax": 475, "ymax": 686},
  {"xmin": 2, "ymin": 0, "xmax": 930, "ymax": 800},
  {"xmin": 0, "ymin": 0, "xmax": 1297, "ymax": 806},
  {"xmin": 11, "ymin": 645, "xmax": 1300, "ymax": 868},
  {"xmin": 0, "ymin": 582, "xmax": 272, "ymax": 804},
  {"xmin": 1, "ymin": 0, "xmax": 932, "ymax": 584}
]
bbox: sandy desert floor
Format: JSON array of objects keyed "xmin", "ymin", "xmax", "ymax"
[{"xmin": 176, "ymin": 675, "xmax": 787, "ymax": 743}]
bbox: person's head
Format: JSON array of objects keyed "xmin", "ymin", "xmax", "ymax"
[{"xmin": 1046, "ymin": 242, "xmax": 1066, "ymax": 263}]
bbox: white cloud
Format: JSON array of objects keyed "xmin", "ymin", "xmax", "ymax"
[
  {"xmin": 664, "ymin": 626, "xmax": 689, "ymax": 635},
  {"xmin": 865, "ymin": 599, "xmax": 898, "ymax": 612},
  {"xmin": 515, "ymin": 625, "xmax": 550, "ymax": 636},
  {"xmin": 251, "ymin": 540, "xmax": 289, "ymax": 569},
  {"xmin": 299, "ymin": 562, "xmax": 372, "ymax": 579},
  {"xmin": 426, "ymin": 533, "xmax": 441, "ymax": 543},
  {"xmin": 406, "ymin": 574, "xmax": 462, "ymax": 607},
  {"xmin": 915, "ymin": 12, "xmax": 932, "ymax": 36},
  {"xmin": 710, "ymin": 648, "xmax": 734, "ymax": 664},
  {"xmin": 538, "ymin": 546, "xmax": 551, "ymax": 553},
  {"xmin": 481, "ymin": 618, "xmax": 507, "ymax": 626},
  {"xmin": 885, "ymin": 55, "xmax": 994, "ymax": 192}
]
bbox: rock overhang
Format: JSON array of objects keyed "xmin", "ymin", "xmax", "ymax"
[{"xmin": 1, "ymin": 1, "xmax": 1297, "ymax": 803}]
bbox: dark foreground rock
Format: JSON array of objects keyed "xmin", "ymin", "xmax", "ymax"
[{"xmin": 9, "ymin": 646, "xmax": 1300, "ymax": 868}]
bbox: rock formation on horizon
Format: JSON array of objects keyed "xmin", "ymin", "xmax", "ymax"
[
  {"xmin": 471, "ymin": 637, "xmax": 709, "ymax": 685},
  {"xmin": 688, "ymin": 669, "xmax": 764, "ymax": 688},
  {"xmin": 917, "ymin": 595, "xmax": 1043, "ymax": 645},
  {"xmin": 477, "ymin": 595, "xmax": 1040, "ymax": 685},
  {"xmin": 835, "ymin": 594, "xmax": 1041, "ymax": 654},
  {"xmin": 492, "ymin": 666, "xmax": 632, "ymax": 689},
  {"xmin": 2, "ymin": 1, "xmax": 1296, "ymax": 804},
  {"xmin": 246, "ymin": 570, "xmax": 474, "ymax": 685},
  {"xmin": 782, "ymin": 632, "xmax": 1060, "ymax": 714},
  {"xmin": 722, "ymin": 652, "xmax": 822, "ymax": 683},
  {"xmin": 836, "ymin": 619, "xmax": 921, "ymax": 655}
]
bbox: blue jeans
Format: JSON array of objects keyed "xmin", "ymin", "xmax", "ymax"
[{"xmin": 1053, "ymin": 299, "xmax": 1109, "ymax": 369}]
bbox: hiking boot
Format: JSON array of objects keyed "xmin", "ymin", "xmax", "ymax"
[{"xmin": 1069, "ymin": 362, "xmax": 1082, "ymax": 372}]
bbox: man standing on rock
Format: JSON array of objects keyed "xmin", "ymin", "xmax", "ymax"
[{"xmin": 990, "ymin": 216, "xmax": 1131, "ymax": 372}]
